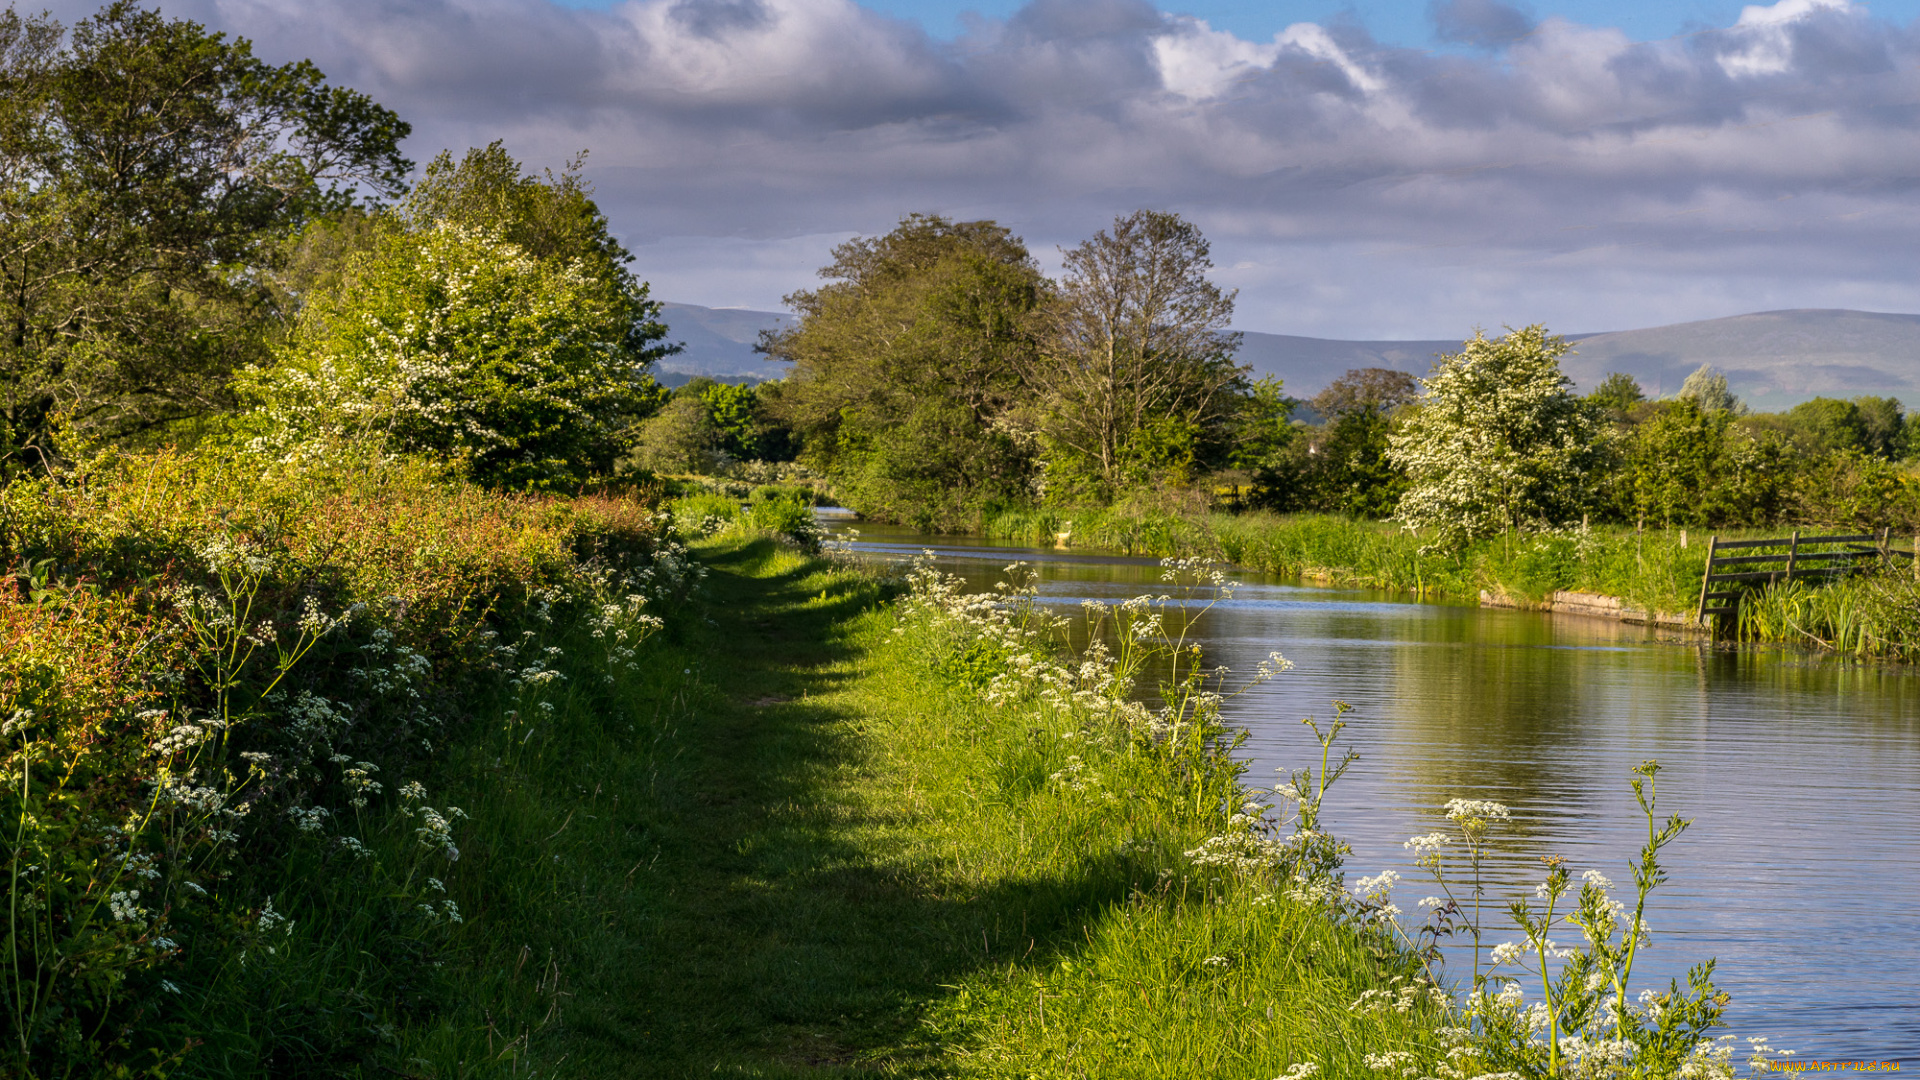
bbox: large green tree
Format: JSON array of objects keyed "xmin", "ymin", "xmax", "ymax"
[
  {"xmin": 0, "ymin": 2, "xmax": 410, "ymax": 467},
  {"xmin": 1387, "ymin": 326, "xmax": 1601, "ymax": 544},
  {"xmin": 244, "ymin": 146, "xmax": 674, "ymax": 489},
  {"xmin": 1019, "ymin": 210, "xmax": 1245, "ymax": 498},
  {"xmin": 763, "ymin": 214, "xmax": 1045, "ymax": 528}
]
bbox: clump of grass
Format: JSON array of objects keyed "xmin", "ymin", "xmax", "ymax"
[
  {"xmin": 668, "ymin": 481, "xmax": 823, "ymax": 551},
  {"xmin": 1738, "ymin": 568, "xmax": 1920, "ymax": 661}
]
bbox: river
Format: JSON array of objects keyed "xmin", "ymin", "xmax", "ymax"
[{"xmin": 825, "ymin": 512, "xmax": 1920, "ymax": 1064}]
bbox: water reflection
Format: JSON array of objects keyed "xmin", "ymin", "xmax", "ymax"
[{"xmin": 831, "ymin": 516, "xmax": 1920, "ymax": 1060}]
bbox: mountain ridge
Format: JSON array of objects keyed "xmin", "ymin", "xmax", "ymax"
[{"xmin": 655, "ymin": 302, "xmax": 1920, "ymax": 410}]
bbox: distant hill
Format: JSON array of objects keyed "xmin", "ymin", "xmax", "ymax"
[
  {"xmin": 658, "ymin": 303, "xmax": 1920, "ymax": 412},
  {"xmin": 1554, "ymin": 309, "xmax": 1920, "ymax": 411},
  {"xmin": 1233, "ymin": 333, "xmax": 1460, "ymax": 399},
  {"xmin": 655, "ymin": 302, "xmax": 794, "ymax": 382},
  {"xmin": 1239, "ymin": 309, "xmax": 1920, "ymax": 411}
]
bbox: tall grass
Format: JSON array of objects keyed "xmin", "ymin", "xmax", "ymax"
[
  {"xmin": 885, "ymin": 558, "xmax": 1769, "ymax": 1077},
  {"xmin": 983, "ymin": 507, "xmax": 1719, "ymax": 617},
  {"xmin": 1738, "ymin": 568, "xmax": 1920, "ymax": 662}
]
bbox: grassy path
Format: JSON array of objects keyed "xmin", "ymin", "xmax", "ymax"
[
  {"xmin": 530, "ymin": 538, "xmax": 974, "ymax": 1077},
  {"xmin": 444, "ymin": 536, "xmax": 1435, "ymax": 1079}
]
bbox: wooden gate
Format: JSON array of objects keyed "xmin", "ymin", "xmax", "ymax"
[{"xmin": 1696, "ymin": 529, "xmax": 1903, "ymax": 625}]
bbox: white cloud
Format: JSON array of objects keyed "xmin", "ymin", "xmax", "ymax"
[
  {"xmin": 1720, "ymin": 0, "xmax": 1855, "ymax": 77},
  {"xmin": 1151, "ymin": 18, "xmax": 1280, "ymax": 99}
]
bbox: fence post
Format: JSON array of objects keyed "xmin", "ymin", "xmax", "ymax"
[
  {"xmin": 1696, "ymin": 535, "xmax": 1719, "ymax": 625},
  {"xmin": 1785, "ymin": 530, "xmax": 1800, "ymax": 584}
]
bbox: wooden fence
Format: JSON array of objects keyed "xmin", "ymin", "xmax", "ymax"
[{"xmin": 1696, "ymin": 528, "xmax": 1913, "ymax": 625}]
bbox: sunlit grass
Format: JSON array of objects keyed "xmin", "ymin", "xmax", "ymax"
[{"xmin": 983, "ymin": 507, "xmax": 1727, "ymax": 616}]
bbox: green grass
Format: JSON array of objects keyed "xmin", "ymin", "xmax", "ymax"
[
  {"xmin": 313, "ymin": 536, "xmax": 1448, "ymax": 1077},
  {"xmin": 206, "ymin": 534, "xmax": 1443, "ymax": 1068},
  {"xmin": 1737, "ymin": 570, "xmax": 1920, "ymax": 662},
  {"xmin": 982, "ymin": 507, "xmax": 1747, "ymax": 618},
  {"xmin": 4, "ymin": 454, "xmax": 1447, "ymax": 1077}
]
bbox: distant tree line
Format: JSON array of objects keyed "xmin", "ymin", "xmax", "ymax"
[{"xmin": 748, "ymin": 214, "xmax": 1920, "ymax": 536}]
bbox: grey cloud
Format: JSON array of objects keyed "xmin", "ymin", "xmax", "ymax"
[
  {"xmin": 32, "ymin": 0, "xmax": 1920, "ymax": 333},
  {"xmin": 668, "ymin": 0, "xmax": 772, "ymax": 39},
  {"xmin": 1429, "ymin": 0, "xmax": 1533, "ymax": 49},
  {"xmin": 1004, "ymin": 0, "xmax": 1162, "ymax": 41}
]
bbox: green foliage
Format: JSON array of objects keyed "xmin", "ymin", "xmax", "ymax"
[
  {"xmin": 0, "ymin": 2, "xmax": 410, "ymax": 464},
  {"xmin": 1852, "ymin": 395, "xmax": 1908, "ymax": 459},
  {"xmin": 765, "ymin": 213, "xmax": 1045, "ymax": 528},
  {"xmin": 1303, "ymin": 408, "xmax": 1406, "ymax": 517},
  {"xmin": 1022, "ymin": 209, "xmax": 1247, "ymax": 498},
  {"xmin": 1231, "ymin": 369, "xmax": 1413, "ymax": 517},
  {"xmin": 1786, "ymin": 448, "xmax": 1920, "ymax": 528},
  {"xmin": 1228, "ymin": 376, "xmax": 1300, "ymax": 497},
  {"xmin": 1787, "ymin": 397, "xmax": 1870, "ymax": 454},
  {"xmin": 740, "ymin": 484, "xmax": 821, "ymax": 550},
  {"xmin": 241, "ymin": 221, "xmax": 661, "ymax": 489},
  {"xmin": 1389, "ymin": 326, "xmax": 1602, "ymax": 545},
  {"xmin": 630, "ymin": 393, "xmax": 720, "ymax": 475},
  {"xmin": 636, "ymin": 378, "xmax": 792, "ymax": 469},
  {"xmin": 238, "ymin": 143, "xmax": 676, "ymax": 490},
  {"xmin": 696, "ymin": 381, "xmax": 761, "ymax": 459},
  {"xmin": 1614, "ymin": 397, "xmax": 1792, "ymax": 527},
  {"xmin": 661, "ymin": 481, "xmax": 821, "ymax": 550},
  {"xmin": 1587, "ymin": 371, "xmax": 1646, "ymax": 416},
  {"xmin": 398, "ymin": 142, "xmax": 673, "ymax": 375}
]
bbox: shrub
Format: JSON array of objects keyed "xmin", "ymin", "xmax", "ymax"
[{"xmin": 0, "ymin": 447, "xmax": 689, "ymax": 1073}]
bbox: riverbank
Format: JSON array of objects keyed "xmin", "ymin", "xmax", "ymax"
[
  {"xmin": 980, "ymin": 507, "xmax": 1920, "ymax": 659},
  {"xmin": 983, "ymin": 507, "xmax": 1713, "ymax": 617}
]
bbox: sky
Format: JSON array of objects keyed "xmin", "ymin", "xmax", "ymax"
[{"xmin": 45, "ymin": 0, "xmax": 1920, "ymax": 337}]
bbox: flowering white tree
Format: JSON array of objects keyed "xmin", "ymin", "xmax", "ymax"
[
  {"xmin": 241, "ymin": 221, "xmax": 660, "ymax": 489},
  {"xmin": 1387, "ymin": 325, "xmax": 1600, "ymax": 545}
]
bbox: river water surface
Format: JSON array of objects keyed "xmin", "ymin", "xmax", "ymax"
[{"xmin": 827, "ymin": 513, "xmax": 1920, "ymax": 1063}]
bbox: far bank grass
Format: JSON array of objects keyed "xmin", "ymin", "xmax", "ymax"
[
  {"xmin": 983, "ymin": 507, "xmax": 1740, "ymax": 617},
  {"xmin": 425, "ymin": 536, "xmax": 1443, "ymax": 1077},
  {"xmin": 980, "ymin": 507, "xmax": 1920, "ymax": 661}
]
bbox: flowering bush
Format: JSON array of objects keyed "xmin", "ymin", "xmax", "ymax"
[
  {"xmin": 0, "ymin": 448, "xmax": 690, "ymax": 1073},
  {"xmin": 1388, "ymin": 326, "xmax": 1603, "ymax": 547},
  {"xmin": 238, "ymin": 221, "xmax": 667, "ymax": 490}
]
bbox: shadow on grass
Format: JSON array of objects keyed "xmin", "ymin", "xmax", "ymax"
[{"xmin": 551, "ymin": 537, "xmax": 1153, "ymax": 1078}]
